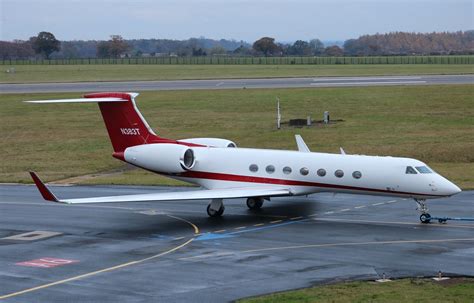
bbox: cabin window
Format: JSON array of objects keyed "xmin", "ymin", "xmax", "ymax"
[
  {"xmin": 266, "ymin": 165, "xmax": 275, "ymax": 174},
  {"xmin": 300, "ymin": 167, "xmax": 309, "ymax": 176},
  {"xmin": 283, "ymin": 166, "xmax": 292, "ymax": 174},
  {"xmin": 317, "ymin": 168, "xmax": 326, "ymax": 177},
  {"xmin": 405, "ymin": 166, "xmax": 417, "ymax": 174},
  {"xmin": 249, "ymin": 164, "xmax": 258, "ymax": 172},
  {"xmin": 415, "ymin": 166, "xmax": 432, "ymax": 174},
  {"xmin": 352, "ymin": 171, "xmax": 362, "ymax": 179},
  {"xmin": 335, "ymin": 169, "xmax": 344, "ymax": 178}
]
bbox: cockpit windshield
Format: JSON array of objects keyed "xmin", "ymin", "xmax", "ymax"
[
  {"xmin": 406, "ymin": 166, "xmax": 417, "ymax": 174},
  {"xmin": 415, "ymin": 166, "xmax": 432, "ymax": 174}
]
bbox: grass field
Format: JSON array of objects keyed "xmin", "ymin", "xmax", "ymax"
[
  {"xmin": 1, "ymin": 85, "xmax": 473, "ymax": 188},
  {"xmin": 239, "ymin": 278, "xmax": 474, "ymax": 303},
  {"xmin": 0, "ymin": 64, "xmax": 473, "ymax": 83}
]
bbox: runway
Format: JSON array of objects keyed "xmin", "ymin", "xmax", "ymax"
[
  {"xmin": 1, "ymin": 74, "xmax": 473, "ymax": 93},
  {"xmin": 1, "ymin": 184, "xmax": 473, "ymax": 302}
]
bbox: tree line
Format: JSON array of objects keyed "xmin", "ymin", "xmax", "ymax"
[{"xmin": 1, "ymin": 31, "xmax": 472, "ymax": 60}]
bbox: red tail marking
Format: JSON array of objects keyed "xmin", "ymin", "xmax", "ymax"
[
  {"xmin": 84, "ymin": 92, "xmax": 175, "ymax": 153},
  {"xmin": 83, "ymin": 93, "xmax": 205, "ymax": 158}
]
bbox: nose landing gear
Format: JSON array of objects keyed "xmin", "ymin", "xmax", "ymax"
[{"xmin": 415, "ymin": 199, "xmax": 431, "ymax": 223}]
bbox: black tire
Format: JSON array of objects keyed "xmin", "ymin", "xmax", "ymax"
[
  {"xmin": 207, "ymin": 204, "xmax": 224, "ymax": 217},
  {"xmin": 217, "ymin": 206, "xmax": 225, "ymax": 216},
  {"xmin": 420, "ymin": 213, "xmax": 431, "ymax": 224},
  {"xmin": 247, "ymin": 197, "xmax": 263, "ymax": 210}
]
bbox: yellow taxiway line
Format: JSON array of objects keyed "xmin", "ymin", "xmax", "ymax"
[{"xmin": 0, "ymin": 214, "xmax": 199, "ymax": 300}]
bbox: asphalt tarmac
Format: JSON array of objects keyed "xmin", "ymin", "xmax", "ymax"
[
  {"xmin": 1, "ymin": 74, "xmax": 473, "ymax": 94},
  {"xmin": 0, "ymin": 184, "xmax": 473, "ymax": 302}
]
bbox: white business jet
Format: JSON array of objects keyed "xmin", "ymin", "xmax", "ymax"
[{"xmin": 27, "ymin": 92, "xmax": 461, "ymax": 223}]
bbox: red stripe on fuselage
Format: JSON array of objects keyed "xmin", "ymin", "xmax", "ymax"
[{"xmin": 178, "ymin": 170, "xmax": 443, "ymax": 198}]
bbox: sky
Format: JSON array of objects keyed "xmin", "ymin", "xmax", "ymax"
[{"xmin": 1, "ymin": 0, "xmax": 472, "ymax": 42}]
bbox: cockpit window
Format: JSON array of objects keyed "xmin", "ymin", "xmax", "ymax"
[
  {"xmin": 415, "ymin": 166, "xmax": 432, "ymax": 174},
  {"xmin": 405, "ymin": 166, "xmax": 417, "ymax": 174}
]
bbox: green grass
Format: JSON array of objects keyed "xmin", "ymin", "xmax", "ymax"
[
  {"xmin": 0, "ymin": 64, "xmax": 472, "ymax": 83},
  {"xmin": 239, "ymin": 278, "xmax": 474, "ymax": 303},
  {"xmin": 1, "ymin": 85, "xmax": 473, "ymax": 188}
]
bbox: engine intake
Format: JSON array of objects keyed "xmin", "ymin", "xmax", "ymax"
[{"xmin": 124, "ymin": 143, "xmax": 195, "ymax": 173}]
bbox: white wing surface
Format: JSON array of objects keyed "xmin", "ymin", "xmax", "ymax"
[{"xmin": 30, "ymin": 172, "xmax": 291, "ymax": 204}]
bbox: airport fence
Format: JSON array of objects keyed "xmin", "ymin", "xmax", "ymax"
[{"xmin": 1, "ymin": 55, "xmax": 473, "ymax": 65}]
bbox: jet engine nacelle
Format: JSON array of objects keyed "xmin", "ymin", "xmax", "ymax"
[
  {"xmin": 124, "ymin": 143, "xmax": 195, "ymax": 173},
  {"xmin": 178, "ymin": 138, "xmax": 237, "ymax": 148}
]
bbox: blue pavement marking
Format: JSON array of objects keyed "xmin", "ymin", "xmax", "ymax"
[
  {"xmin": 229, "ymin": 220, "xmax": 303, "ymax": 235},
  {"xmin": 195, "ymin": 233, "xmax": 235, "ymax": 241},
  {"xmin": 196, "ymin": 219, "xmax": 306, "ymax": 241}
]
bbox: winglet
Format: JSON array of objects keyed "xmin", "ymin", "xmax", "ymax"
[
  {"xmin": 29, "ymin": 172, "xmax": 61, "ymax": 203},
  {"xmin": 295, "ymin": 135, "xmax": 311, "ymax": 153}
]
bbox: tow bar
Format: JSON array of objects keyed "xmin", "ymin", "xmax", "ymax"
[{"xmin": 426, "ymin": 216, "xmax": 474, "ymax": 224}]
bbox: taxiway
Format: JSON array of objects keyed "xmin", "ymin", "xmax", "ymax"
[
  {"xmin": 1, "ymin": 74, "xmax": 473, "ymax": 94},
  {"xmin": 0, "ymin": 184, "xmax": 473, "ymax": 302}
]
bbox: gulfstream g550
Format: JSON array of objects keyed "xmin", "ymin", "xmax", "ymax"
[{"xmin": 26, "ymin": 92, "xmax": 461, "ymax": 222}]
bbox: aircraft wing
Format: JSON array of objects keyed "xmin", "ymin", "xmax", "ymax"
[
  {"xmin": 30, "ymin": 172, "xmax": 291, "ymax": 204},
  {"xmin": 295, "ymin": 135, "xmax": 310, "ymax": 152}
]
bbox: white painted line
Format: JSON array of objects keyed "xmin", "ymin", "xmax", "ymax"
[
  {"xmin": 340, "ymin": 208, "xmax": 351, "ymax": 212},
  {"xmin": 137, "ymin": 210, "xmax": 163, "ymax": 215},
  {"xmin": 372, "ymin": 202, "xmax": 385, "ymax": 206},
  {"xmin": 324, "ymin": 211, "xmax": 334, "ymax": 214},
  {"xmin": 234, "ymin": 226, "xmax": 246, "ymax": 230},
  {"xmin": 173, "ymin": 236, "xmax": 185, "ymax": 240},
  {"xmin": 355, "ymin": 205, "xmax": 366, "ymax": 209},
  {"xmin": 386, "ymin": 200, "xmax": 398, "ymax": 204},
  {"xmin": 215, "ymin": 82, "xmax": 224, "ymax": 87},
  {"xmin": 2, "ymin": 231, "xmax": 62, "ymax": 241},
  {"xmin": 310, "ymin": 81, "xmax": 426, "ymax": 86},
  {"xmin": 313, "ymin": 76, "xmax": 422, "ymax": 81},
  {"xmin": 270, "ymin": 220, "xmax": 283, "ymax": 224}
]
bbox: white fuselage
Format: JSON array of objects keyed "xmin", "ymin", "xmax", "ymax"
[{"xmin": 138, "ymin": 146, "xmax": 461, "ymax": 200}]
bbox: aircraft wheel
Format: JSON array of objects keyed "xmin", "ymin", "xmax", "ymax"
[
  {"xmin": 207, "ymin": 204, "xmax": 224, "ymax": 217},
  {"xmin": 246, "ymin": 197, "xmax": 263, "ymax": 210},
  {"xmin": 420, "ymin": 213, "xmax": 431, "ymax": 224}
]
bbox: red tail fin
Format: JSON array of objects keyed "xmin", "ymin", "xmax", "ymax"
[{"xmin": 84, "ymin": 92, "xmax": 175, "ymax": 157}]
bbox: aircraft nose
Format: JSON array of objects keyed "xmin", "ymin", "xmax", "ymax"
[{"xmin": 443, "ymin": 181, "xmax": 462, "ymax": 196}]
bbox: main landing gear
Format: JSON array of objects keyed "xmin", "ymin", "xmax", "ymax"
[
  {"xmin": 246, "ymin": 197, "xmax": 264, "ymax": 210},
  {"xmin": 206, "ymin": 197, "xmax": 265, "ymax": 217},
  {"xmin": 207, "ymin": 199, "xmax": 225, "ymax": 217},
  {"xmin": 415, "ymin": 198, "xmax": 431, "ymax": 223}
]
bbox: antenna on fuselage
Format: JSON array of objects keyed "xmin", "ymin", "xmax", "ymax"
[{"xmin": 276, "ymin": 97, "xmax": 281, "ymax": 130}]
